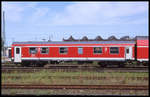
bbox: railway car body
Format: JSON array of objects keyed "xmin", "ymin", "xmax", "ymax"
[
  {"xmin": 11, "ymin": 36, "xmax": 149, "ymax": 67},
  {"xmin": 136, "ymin": 36, "xmax": 149, "ymax": 62}
]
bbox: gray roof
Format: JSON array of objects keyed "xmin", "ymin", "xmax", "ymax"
[
  {"xmin": 136, "ymin": 36, "xmax": 149, "ymax": 40},
  {"xmin": 12, "ymin": 41, "xmax": 135, "ymax": 45}
]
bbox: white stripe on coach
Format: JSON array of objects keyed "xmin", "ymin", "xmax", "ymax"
[
  {"xmin": 21, "ymin": 57, "xmax": 127, "ymax": 61},
  {"xmin": 137, "ymin": 59, "xmax": 149, "ymax": 61},
  {"xmin": 12, "ymin": 45, "xmax": 135, "ymax": 47}
]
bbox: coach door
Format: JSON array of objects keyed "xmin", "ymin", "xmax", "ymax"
[
  {"xmin": 14, "ymin": 47, "xmax": 22, "ymax": 62},
  {"xmin": 125, "ymin": 46, "xmax": 132, "ymax": 60}
]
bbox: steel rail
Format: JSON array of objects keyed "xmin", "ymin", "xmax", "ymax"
[
  {"xmin": 2, "ymin": 76, "xmax": 148, "ymax": 80},
  {"xmin": 2, "ymin": 84, "xmax": 148, "ymax": 90},
  {"xmin": 2, "ymin": 70, "xmax": 148, "ymax": 73},
  {"xmin": 2, "ymin": 67, "xmax": 148, "ymax": 73},
  {"xmin": 1, "ymin": 66, "xmax": 148, "ymax": 70}
]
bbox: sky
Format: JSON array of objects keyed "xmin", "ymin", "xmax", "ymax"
[{"xmin": 1, "ymin": 1, "xmax": 149, "ymax": 46}]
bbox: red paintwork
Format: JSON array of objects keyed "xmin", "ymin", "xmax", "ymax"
[
  {"xmin": 12, "ymin": 43, "xmax": 133, "ymax": 46},
  {"xmin": 132, "ymin": 47, "xmax": 135, "ymax": 58},
  {"xmin": 11, "ymin": 43, "xmax": 135, "ymax": 60},
  {"xmin": 11, "ymin": 47, "xmax": 14, "ymax": 58},
  {"xmin": 137, "ymin": 40, "xmax": 149, "ymax": 46},
  {"xmin": 137, "ymin": 47, "xmax": 149, "ymax": 59},
  {"xmin": 137, "ymin": 39, "xmax": 149, "ymax": 60},
  {"xmin": 20, "ymin": 47, "xmax": 125, "ymax": 58}
]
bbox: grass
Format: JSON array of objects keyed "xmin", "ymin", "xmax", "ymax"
[
  {"xmin": 2, "ymin": 70, "xmax": 148, "ymax": 77},
  {"xmin": 2, "ymin": 70, "xmax": 148, "ymax": 85},
  {"xmin": 2, "ymin": 89, "xmax": 148, "ymax": 96}
]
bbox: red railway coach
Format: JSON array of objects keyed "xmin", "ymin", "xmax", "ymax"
[
  {"xmin": 136, "ymin": 36, "xmax": 149, "ymax": 65},
  {"xmin": 11, "ymin": 36, "xmax": 149, "ymax": 67}
]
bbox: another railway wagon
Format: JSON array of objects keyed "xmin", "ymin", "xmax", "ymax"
[
  {"xmin": 10, "ymin": 36, "xmax": 149, "ymax": 67},
  {"xmin": 136, "ymin": 36, "xmax": 149, "ymax": 62}
]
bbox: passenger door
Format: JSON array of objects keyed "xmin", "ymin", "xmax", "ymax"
[
  {"xmin": 14, "ymin": 47, "xmax": 22, "ymax": 62},
  {"xmin": 125, "ymin": 46, "xmax": 132, "ymax": 60}
]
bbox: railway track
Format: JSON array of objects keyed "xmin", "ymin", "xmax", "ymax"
[
  {"xmin": 2, "ymin": 76, "xmax": 148, "ymax": 80},
  {"xmin": 2, "ymin": 64, "xmax": 148, "ymax": 68},
  {"xmin": 2, "ymin": 84, "xmax": 148, "ymax": 90},
  {"xmin": 2, "ymin": 65, "xmax": 148, "ymax": 69},
  {"xmin": 2, "ymin": 66, "xmax": 148, "ymax": 73}
]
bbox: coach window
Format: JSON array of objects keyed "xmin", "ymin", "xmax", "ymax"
[
  {"xmin": 16, "ymin": 48, "xmax": 20, "ymax": 54},
  {"xmin": 93, "ymin": 47, "xmax": 102, "ymax": 54},
  {"xmin": 78, "ymin": 47, "xmax": 83, "ymax": 54},
  {"xmin": 126, "ymin": 48, "xmax": 129, "ymax": 54},
  {"xmin": 8, "ymin": 49, "xmax": 11, "ymax": 58},
  {"xmin": 60, "ymin": 47, "xmax": 68, "ymax": 54},
  {"xmin": 40, "ymin": 47, "xmax": 49, "ymax": 54},
  {"xmin": 110, "ymin": 47, "xmax": 119, "ymax": 54},
  {"xmin": 29, "ymin": 47, "xmax": 37, "ymax": 54}
]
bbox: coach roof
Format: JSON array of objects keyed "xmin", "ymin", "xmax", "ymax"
[
  {"xmin": 12, "ymin": 41, "xmax": 135, "ymax": 45},
  {"xmin": 136, "ymin": 36, "xmax": 149, "ymax": 40}
]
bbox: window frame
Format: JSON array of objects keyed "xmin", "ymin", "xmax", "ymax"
[
  {"xmin": 16, "ymin": 48, "xmax": 20, "ymax": 54},
  {"xmin": 109, "ymin": 47, "xmax": 119, "ymax": 54},
  {"xmin": 8, "ymin": 49, "xmax": 11, "ymax": 58},
  {"xmin": 93, "ymin": 47, "xmax": 102, "ymax": 54},
  {"xmin": 78, "ymin": 47, "xmax": 83, "ymax": 54},
  {"xmin": 59, "ymin": 47, "xmax": 68, "ymax": 54},
  {"xmin": 29, "ymin": 47, "xmax": 38, "ymax": 54},
  {"xmin": 40, "ymin": 47, "xmax": 49, "ymax": 54},
  {"xmin": 126, "ymin": 48, "xmax": 129, "ymax": 54}
]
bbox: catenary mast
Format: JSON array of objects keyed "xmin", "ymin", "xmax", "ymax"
[{"xmin": 2, "ymin": 11, "xmax": 6, "ymax": 56}]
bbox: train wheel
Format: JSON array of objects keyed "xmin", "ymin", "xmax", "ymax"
[
  {"xmin": 142, "ymin": 61, "xmax": 148, "ymax": 66},
  {"xmin": 98, "ymin": 62, "xmax": 107, "ymax": 67},
  {"xmin": 21, "ymin": 61, "xmax": 29, "ymax": 67},
  {"xmin": 117, "ymin": 62, "xmax": 125, "ymax": 68},
  {"xmin": 78, "ymin": 61, "xmax": 84, "ymax": 64},
  {"xmin": 101, "ymin": 64, "xmax": 107, "ymax": 67},
  {"xmin": 37, "ymin": 62, "xmax": 46, "ymax": 67},
  {"xmin": 118, "ymin": 63, "xmax": 125, "ymax": 68}
]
